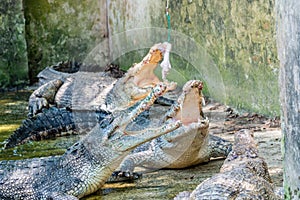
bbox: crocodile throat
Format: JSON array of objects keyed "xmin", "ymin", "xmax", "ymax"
[{"xmin": 174, "ymin": 81, "xmax": 203, "ymax": 126}]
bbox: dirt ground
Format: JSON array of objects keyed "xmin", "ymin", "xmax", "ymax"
[{"xmin": 84, "ymin": 100, "xmax": 283, "ymax": 199}]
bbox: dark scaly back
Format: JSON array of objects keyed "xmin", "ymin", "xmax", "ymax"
[
  {"xmin": 3, "ymin": 107, "xmax": 110, "ymax": 149},
  {"xmin": 221, "ymin": 129, "xmax": 272, "ymax": 183}
]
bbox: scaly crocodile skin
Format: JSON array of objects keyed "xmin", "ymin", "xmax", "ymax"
[
  {"xmin": 0, "ymin": 83, "xmax": 181, "ymax": 199},
  {"xmin": 115, "ymin": 80, "xmax": 232, "ymax": 178},
  {"xmin": 4, "ymin": 43, "xmax": 177, "ymax": 149},
  {"xmin": 174, "ymin": 129, "xmax": 280, "ymax": 200}
]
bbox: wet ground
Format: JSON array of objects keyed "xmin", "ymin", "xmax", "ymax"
[{"xmin": 0, "ymin": 91, "xmax": 282, "ymax": 199}]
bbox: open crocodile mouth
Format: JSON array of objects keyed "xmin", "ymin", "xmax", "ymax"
[
  {"xmin": 173, "ymin": 80, "xmax": 204, "ymax": 126},
  {"xmin": 133, "ymin": 49, "xmax": 162, "ymax": 88}
]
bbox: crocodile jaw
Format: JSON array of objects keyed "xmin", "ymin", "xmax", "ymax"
[
  {"xmin": 131, "ymin": 46, "xmax": 164, "ymax": 88},
  {"xmin": 174, "ymin": 80, "xmax": 204, "ymax": 125},
  {"xmin": 106, "ymin": 43, "xmax": 175, "ymax": 111},
  {"xmin": 125, "ymin": 44, "xmax": 164, "ymax": 88},
  {"xmin": 108, "ymin": 83, "xmax": 181, "ymax": 152},
  {"xmin": 162, "ymin": 80, "xmax": 208, "ymax": 168},
  {"xmin": 133, "ymin": 62, "xmax": 161, "ymax": 88}
]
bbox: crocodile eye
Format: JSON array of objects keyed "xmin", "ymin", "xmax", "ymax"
[{"xmin": 71, "ymin": 149, "xmax": 78, "ymax": 155}]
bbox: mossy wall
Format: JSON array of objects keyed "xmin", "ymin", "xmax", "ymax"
[
  {"xmin": 0, "ymin": 0, "xmax": 28, "ymax": 88},
  {"xmin": 108, "ymin": 0, "xmax": 279, "ymax": 116},
  {"xmin": 168, "ymin": 0, "xmax": 279, "ymax": 116},
  {"xmin": 1, "ymin": 0, "xmax": 279, "ymax": 116},
  {"xmin": 24, "ymin": 0, "xmax": 108, "ymax": 83}
]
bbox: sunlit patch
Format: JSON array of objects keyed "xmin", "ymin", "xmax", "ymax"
[
  {"xmin": 0, "ymin": 99, "xmax": 11, "ymax": 104},
  {"xmin": 102, "ymin": 182, "xmax": 136, "ymax": 189},
  {"xmin": 0, "ymin": 124, "xmax": 20, "ymax": 132},
  {"xmin": 5, "ymin": 101, "xmax": 25, "ymax": 106},
  {"xmin": 4, "ymin": 110, "xmax": 12, "ymax": 114},
  {"xmin": 0, "ymin": 100, "xmax": 25, "ymax": 106}
]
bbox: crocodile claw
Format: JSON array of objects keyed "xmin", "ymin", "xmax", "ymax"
[
  {"xmin": 110, "ymin": 170, "xmax": 142, "ymax": 182},
  {"xmin": 28, "ymin": 97, "xmax": 48, "ymax": 117}
]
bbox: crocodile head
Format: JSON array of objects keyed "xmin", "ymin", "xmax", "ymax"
[
  {"xmin": 163, "ymin": 80, "xmax": 205, "ymax": 126},
  {"xmin": 101, "ymin": 82, "xmax": 181, "ymax": 152},
  {"xmin": 221, "ymin": 129, "xmax": 272, "ymax": 182},
  {"xmin": 223, "ymin": 129, "xmax": 258, "ymax": 163},
  {"xmin": 106, "ymin": 43, "xmax": 177, "ymax": 111},
  {"xmin": 130, "ymin": 44, "xmax": 163, "ymax": 88},
  {"xmin": 160, "ymin": 80, "xmax": 209, "ymax": 168},
  {"xmin": 173, "ymin": 80, "xmax": 205, "ymax": 125}
]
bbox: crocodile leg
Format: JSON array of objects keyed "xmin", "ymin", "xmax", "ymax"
[
  {"xmin": 28, "ymin": 79, "xmax": 64, "ymax": 117},
  {"xmin": 207, "ymin": 134, "xmax": 232, "ymax": 158}
]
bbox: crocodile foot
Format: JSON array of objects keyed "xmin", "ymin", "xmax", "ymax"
[{"xmin": 109, "ymin": 170, "xmax": 142, "ymax": 182}]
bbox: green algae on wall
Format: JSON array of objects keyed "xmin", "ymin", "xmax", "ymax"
[
  {"xmin": 107, "ymin": 0, "xmax": 279, "ymax": 116},
  {"xmin": 3, "ymin": 0, "xmax": 280, "ymax": 115},
  {"xmin": 166, "ymin": 0, "xmax": 279, "ymax": 116},
  {"xmin": 24, "ymin": 0, "xmax": 109, "ymax": 83},
  {"xmin": 0, "ymin": 0, "xmax": 28, "ymax": 88}
]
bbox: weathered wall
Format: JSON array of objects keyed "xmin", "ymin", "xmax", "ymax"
[
  {"xmin": 1, "ymin": 0, "xmax": 279, "ymax": 116},
  {"xmin": 24, "ymin": 0, "xmax": 108, "ymax": 83},
  {"xmin": 0, "ymin": 0, "xmax": 28, "ymax": 88},
  {"xmin": 166, "ymin": 0, "xmax": 279, "ymax": 116},
  {"xmin": 107, "ymin": 0, "xmax": 279, "ymax": 116},
  {"xmin": 276, "ymin": 0, "xmax": 300, "ymax": 199},
  {"xmin": 106, "ymin": 0, "xmax": 166, "ymax": 68}
]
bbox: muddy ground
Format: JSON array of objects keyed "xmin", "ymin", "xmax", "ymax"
[{"xmin": 0, "ymin": 91, "xmax": 282, "ymax": 199}]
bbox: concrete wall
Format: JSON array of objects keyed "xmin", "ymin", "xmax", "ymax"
[
  {"xmin": 0, "ymin": 0, "xmax": 28, "ymax": 88},
  {"xmin": 107, "ymin": 0, "xmax": 279, "ymax": 116},
  {"xmin": 168, "ymin": 0, "xmax": 279, "ymax": 116},
  {"xmin": 24, "ymin": 0, "xmax": 108, "ymax": 83},
  {"xmin": 0, "ymin": 0, "xmax": 280, "ymax": 116},
  {"xmin": 276, "ymin": 0, "xmax": 300, "ymax": 198}
]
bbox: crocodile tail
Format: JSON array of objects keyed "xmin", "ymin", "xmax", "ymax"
[{"xmin": 3, "ymin": 107, "xmax": 110, "ymax": 149}]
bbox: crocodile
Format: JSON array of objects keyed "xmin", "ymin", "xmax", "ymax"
[
  {"xmin": 3, "ymin": 42, "xmax": 176, "ymax": 149},
  {"xmin": 174, "ymin": 129, "xmax": 280, "ymax": 200},
  {"xmin": 36, "ymin": 61, "xmax": 125, "ymax": 86},
  {"xmin": 0, "ymin": 83, "xmax": 182, "ymax": 200},
  {"xmin": 114, "ymin": 80, "xmax": 232, "ymax": 178}
]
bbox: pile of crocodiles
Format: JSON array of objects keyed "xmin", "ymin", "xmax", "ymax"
[{"xmin": 0, "ymin": 43, "xmax": 281, "ymax": 199}]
